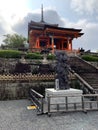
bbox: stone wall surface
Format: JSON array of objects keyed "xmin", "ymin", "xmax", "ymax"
[
  {"xmin": 0, "ymin": 58, "xmax": 54, "ymax": 100},
  {"xmin": 0, "ymin": 82, "xmax": 54, "ymax": 100},
  {"xmin": 0, "ymin": 58, "xmax": 54, "ymax": 74},
  {"xmin": 0, "ymin": 58, "xmax": 41, "ymax": 74}
]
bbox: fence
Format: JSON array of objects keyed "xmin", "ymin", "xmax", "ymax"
[
  {"xmin": 47, "ymin": 94, "xmax": 98, "ymax": 115},
  {"xmin": 0, "ymin": 74, "xmax": 55, "ymax": 81},
  {"xmin": 29, "ymin": 89, "xmax": 98, "ymax": 116}
]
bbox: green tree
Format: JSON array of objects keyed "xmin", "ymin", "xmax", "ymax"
[{"xmin": 3, "ymin": 34, "xmax": 27, "ymax": 49}]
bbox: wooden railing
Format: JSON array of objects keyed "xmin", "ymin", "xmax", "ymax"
[
  {"xmin": 69, "ymin": 68, "xmax": 94, "ymax": 93},
  {"xmin": 74, "ymin": 72, "xmax": 94, "ymax": 93},
  {"xmin": 29, "ymin": 89, "xmax": 98, "ymax": 116},
  {"xmin": 47, "ymin": 94, "xmax": 98, "ymax": 116}
]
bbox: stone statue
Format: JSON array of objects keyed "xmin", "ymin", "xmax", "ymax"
[{"xmin": 55, "ymin": 51, "xmax": 70, "ymax": 90}]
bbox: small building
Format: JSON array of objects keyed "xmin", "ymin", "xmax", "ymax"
[{"xmin": 28, "ymin": 6, "xmax": 84, "ymax": 53}]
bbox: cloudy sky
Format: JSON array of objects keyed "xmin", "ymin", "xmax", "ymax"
[{"xmin": 0, "ymin": 0, "xmax": 98, "ymax": 51}]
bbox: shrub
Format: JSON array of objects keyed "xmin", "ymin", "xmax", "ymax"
[
  {"xmin": 47, "ymin": 54, "xmax": 56, "ymax": 60},
  {"xmin": 0, "ymin": 50, "xmax": 56, "ymax": 60},
  {"xmin": 0, "ymin": 50, "xmax": 21, "ymax": 58},
  {"xmin": 81, "ymin": 55, "xmax": 98, "ymax": 62},
  {"xmin": 25, "ymin": 52, "xmax": 43, "ymax": 59}
]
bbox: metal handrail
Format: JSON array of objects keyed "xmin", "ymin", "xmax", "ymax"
[{"xmin": 30, "ymin": 89, "xmax": 44, "ymax": 114}]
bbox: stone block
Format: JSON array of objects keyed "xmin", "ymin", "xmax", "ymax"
[{"xmin": 45, "ymin": 88, "xmax": 83, "ymax": 109}]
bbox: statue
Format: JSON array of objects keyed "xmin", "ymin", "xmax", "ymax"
[{"xmin": 55, "ymin": 51, "xmax": 70, "ymax": 90}]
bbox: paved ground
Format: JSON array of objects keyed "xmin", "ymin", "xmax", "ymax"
[{"xmin": 0, "ymin": 99, "xmax": 98, "ymax": 130}]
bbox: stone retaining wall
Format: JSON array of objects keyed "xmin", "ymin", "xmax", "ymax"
[
  {"xmin": 0, "ymin": 81, "xmax": 54, "ymax": 100},
  {"xmin": 0, "ymin": 58, "xmax": 54, "ymax": 100},
  {"xmin": 0, "ymin": 58, "xmax": 41, "ymax": 74}
]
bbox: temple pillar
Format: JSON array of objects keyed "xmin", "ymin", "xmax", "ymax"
[
  {"xmin": 51, "ymin": 36, "xmax": 54, "ymax": 54},
  {"xmin": 70, "ymin": 40, "xmax": 72, "ymax": 50},
  {"xmin": 37, "ymin": 39, "xmax": 40, "ymax": 48},
  {"xmin": 67, "ymin": 38, "xmax": 72, "ymax": 51},
  {"xmin": 36, "ymin": 38, "xmax": 41, "ymax": 49},
  {"xmin": 35, "ymin": 40, "xmax": 37, "ymax": 48}
]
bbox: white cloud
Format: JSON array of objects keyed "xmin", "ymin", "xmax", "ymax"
[
  {"xmin": 58, "ymin": 16, "xmax": 98, "ymax": 51},
  {"xmin": 65, "ymin": 19, "xmax": 98, "ymax": 51},
  {"xmin": 65, "ymin": 19, "xmax": 87, "ymax": 29},
  {"xmin": 0, "ymin": 15, "xmax": 14, "ymax": 35},
  {"xmin": 44, "ymin": 9, "xmax": 65, "ymax": 26},
  {"xmin": 0, "ymin": 0, "xmax": 29, "ymax": 42},
  {"xmin": 0, "ymin": 0, "xmax": 29, "ymax": 25},
  {"xmin": 71, "ymin": 0, "xmax": 98, "ymax": 15}
]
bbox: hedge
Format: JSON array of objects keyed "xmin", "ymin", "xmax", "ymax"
[
  {"xmin": 81, "ymin": 55, "xmax": 98, "ymax": 62},
  {"xmin": 0, "ymin": 50, "xmax": 21, "ymax": 58},
  {"xmin": 25, "ymin": 52, "xmax": 43, "ymax": 59},
  {"xmin": 0, "ymin": 50, "xmax": 56, "ymax": 60},
  {"xmin": 0, "ymin": 50, "xmax": 43, "ymax": 59},
  {"xmin": 47, "ymin": 54, "xmax": 56, "ymax": 60}
]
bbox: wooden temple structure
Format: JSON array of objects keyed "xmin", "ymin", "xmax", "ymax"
[{"xmin": 28, "ymin": 6, "xmax": 84, "ymax": 53}]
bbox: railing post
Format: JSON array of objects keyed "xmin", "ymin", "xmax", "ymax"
[
  {"xmin": 65, "ymin": 96, "xmax": 68, "ymax": 110},
  {"xmin": 82, "ymin": 96, "xmax": 84, "ymax": 110},
  {"xmin": 74, "ymin": 103, "xmax": 77, "ymax": 110},
  {"xmin": 82, "ymin": 96, "xmax": 87, "ymax": 113},
  {"xmin": 47, "ymin": 96, "xmax": 51, "ymax": 116},
  {"xmin": 41, "ymin": 97, "xmax": 43, "ymax": 114},
  {"xmin": 97, "ymin": 101, "xmax": 98, "ymax": 108},
  {"xmin": 90, "ymin": 102, "xmax": 92, "ymax": 109},
  {"xmin": 57, "ymin": 104, "xmax": 59, "ymax": 112}
]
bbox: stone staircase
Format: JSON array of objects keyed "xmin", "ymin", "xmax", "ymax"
[{"xmin": 68, "ymin": 56, "xmax": 98, "ymax": 92}]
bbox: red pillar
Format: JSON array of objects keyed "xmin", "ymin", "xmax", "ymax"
[
  {"xmin": 37, "ymin": 39, "xmax": 40, "ymax": 48},
  {"xmin": 67, "ymin": 38, "xmax": 72, "ymax": 51},
  {"xmin": 51, "ymin": 36, "xmax": 54, "ymax": 54}
]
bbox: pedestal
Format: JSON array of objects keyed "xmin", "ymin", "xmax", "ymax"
[{"xmin": 45, "ymin": 88, "xmax": 83, "ymax": 105}]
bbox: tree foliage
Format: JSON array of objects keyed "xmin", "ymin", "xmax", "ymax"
[{"xmin": 3, "ymin": 34, "xmax": 27, "ymax": 49}]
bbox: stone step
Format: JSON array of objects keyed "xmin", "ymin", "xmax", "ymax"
[{"xmin": 69, "ymin": 56, "xmax": 98, "ymax": 91}]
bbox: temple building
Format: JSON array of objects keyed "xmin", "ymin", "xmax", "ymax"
[{"xmin": 28, "ymin": 6, "xmax": 84, "ymax": 52}]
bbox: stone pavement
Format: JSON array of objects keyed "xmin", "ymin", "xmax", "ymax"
[{"xmin": 0, "ymin": 99, "xmax": 98, "ymax": 130}]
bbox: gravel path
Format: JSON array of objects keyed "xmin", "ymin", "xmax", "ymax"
[{"xmin": 0, "ymin": 99, "xmax": 98, "ymax": 130}]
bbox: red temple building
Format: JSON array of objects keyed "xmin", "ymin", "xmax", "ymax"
[{"xmin": 28, "ymin": 6, "xmax": 84, "ymax": 53}]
